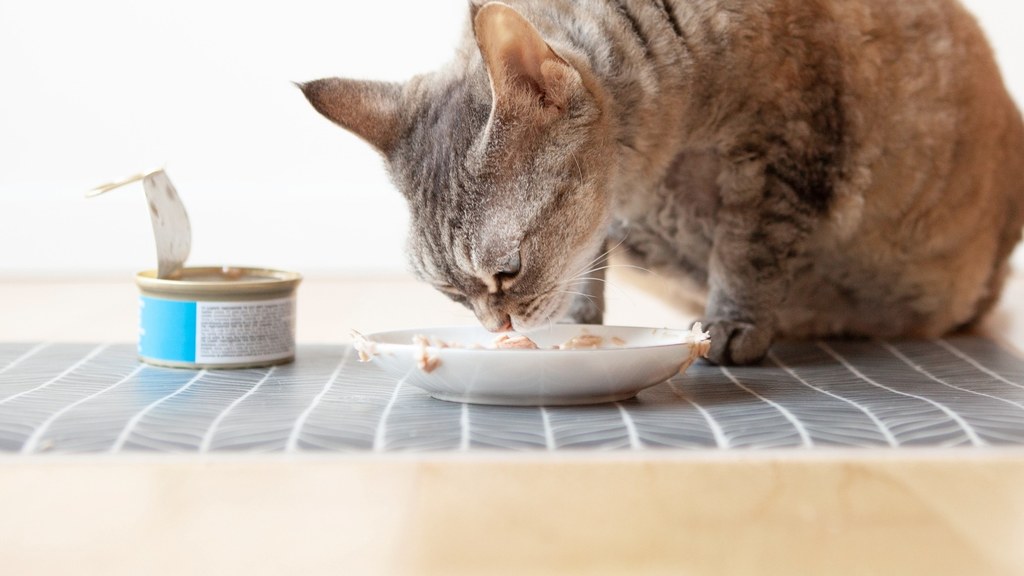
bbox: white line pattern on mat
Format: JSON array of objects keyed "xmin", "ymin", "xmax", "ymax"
[
  {"xmin": 200, "ymin": 366, "xmax": 277, "ymax": 453},
  {"xmin": 0, "ymin": 344, "xmax": 107, "ymax": 406},
  {"xmin": 668, "ymin": 381, "xmax": 728, "ymax": 448},
  {"xmin": 373, "ymin": 369, "xmax": 413, "ymax": 452},
  {"xmin": 882, "ymin": 341, "xmax": 1024, "ymax": 412},
  {"xmin": 936, "ymin": 339, "xmax": 1024, "ymax": 392},
  {"xmin": 0, "ymin": 343, "xmax": 50, "ymax": 376},
  {"xmin": 819, "ymin": 342, "xmax": 984, "ymax": 447},
  {"xmin": 539, "ymin": 407, "xmax": 556, "ymax": 450},
  {"xmin": 111, "ymin": 369, "xmax": 207, "ymax": 453},
  {"xmin": 768, "ymin": 351, "xmax": 898, "ymax": 447},
  {"xmin": 286, "ymin": 348, "xmax": 352, "ymax": 452},
  {"xmin": 615, "ymin": 402, "xmax": 643, "ymax": 449},
  {"xmin": 21, "ymin": 363, "xmax": 147, "ymax": 454},
  {"xmin": 2, "ymin": 339, "xmax": 1022, "ymax": 455},
  {"xmin": 459, "ymin": 402, "xmax": 470, "ymax": 451},
  {"xmin": 720, "ymin": 365, "xmax": 813, "ymax": 448}
]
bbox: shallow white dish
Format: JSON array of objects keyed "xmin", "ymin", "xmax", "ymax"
[{"xmin": 354, "ymin": 324, "xmax": 710, "ymax": 406}]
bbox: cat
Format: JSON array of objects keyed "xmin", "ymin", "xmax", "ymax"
[{"xmin": 301, "ymin": 0, "xmax": 1024, "ymax": 365}]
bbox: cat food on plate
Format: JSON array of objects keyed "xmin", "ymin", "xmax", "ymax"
[
  {"xmin": 397, "ymin": 330, "xmax": 623, "ymax": 355},
  {"xmin": 352, "ymin": 324, "xmax": 710, "ymax": 406},
  {"xmin": 494, "ymin": 334, "xmax": 541, "ymax": 349},
  {"xmin": 412, "ymin": 334, "xmax": 443, "ymax": 373},
  {"xmin": 557, "ymin": 333, "xmax": 605, "ymax": 350}
]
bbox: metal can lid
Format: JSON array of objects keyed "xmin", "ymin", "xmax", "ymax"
[{"xmin": 136, "ymin": 266, "xmax": 302, "ymax": 298}]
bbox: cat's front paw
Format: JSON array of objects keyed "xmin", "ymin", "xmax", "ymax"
[{"xmin": 699, "ymin": 319, "xmax": 772, "ymax": 365}]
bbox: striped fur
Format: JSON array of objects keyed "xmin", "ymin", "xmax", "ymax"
[{"xmin": 303, "ymin": 0, "xmax": 1024, "ymax": 364}]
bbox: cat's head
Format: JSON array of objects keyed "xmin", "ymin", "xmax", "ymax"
[{"xmin": 301, "ymin": 2, "xmax": 613, "ymax": 331}]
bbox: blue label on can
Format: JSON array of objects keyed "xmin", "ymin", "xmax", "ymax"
[{"xmin": 139, "ymin": 296, "xmax": 197, "ymax": 362}]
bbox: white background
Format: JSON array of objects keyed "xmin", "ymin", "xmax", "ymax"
[{"xmin": 1, "ymin": 0, "xmax": 1021, "ymax": 277}]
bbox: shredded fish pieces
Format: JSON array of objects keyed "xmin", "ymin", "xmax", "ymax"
[
  {"xmin": 413, "ymin": 334, "xmax": 443, "ymax": 373},
  {"xmin": 494, "ymin": 334, "xmax": 540, "ymax": 349},
  {"xmin": 352, "ymin": 330, "xmax": 377, "ymax": 363},
  {"xmin": 354, "ymin": 326, "xmax": 710, "ymax": 375},
  {"xmin": 679, "ymin": 322, "xmax": 712, "ymax": 373},
  {"xmin": 556, "ymin": 334, "xmax": 604, "ymax": 350}
]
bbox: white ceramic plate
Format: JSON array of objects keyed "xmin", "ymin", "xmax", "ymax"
[{"xmin": 354, "ymin": 324, "xmax": 710, "ymax": 406}]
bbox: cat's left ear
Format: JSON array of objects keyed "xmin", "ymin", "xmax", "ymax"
[
  {"xmin": 299, "ymin": 78, "xmax": 405, "ymax": 155},
  {"xmin": 472, "ymin": 2, "xmax": 581, "ymax": 113}
]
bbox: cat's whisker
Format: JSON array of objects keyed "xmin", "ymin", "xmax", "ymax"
[
  {"xmin": 569, "ymin": 241, "xmax": 630, "ymax": 280},
  {"xmin": 570, "ymin": 151, "xmax": 584, "ymax": 186},
  {"xmin": 557, "ymin": 289, "xmax": 597, "ymax": 306},
  {"xmin": 568, "ymin": 263, "xmax": 661, "ymax": 282},
  {"xmin": 569, "ymin": 235, "xmax": 628, "ymax": 280},
  {"xmin": 564, "ymin": 235, "xmax": 625, "ymax": 282},
  {"xmin": 564, "ymin": 276, "xmax": 633, "ymax": 305}
]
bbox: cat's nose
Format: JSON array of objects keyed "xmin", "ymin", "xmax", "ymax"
[
  {"xmin": 480, "ymin": 250, "xmax": 522, "ymax": 294},
  {"xmin": 475, "ymin": 306, "xmax": 513, "ymax": 332},
  {"xmin": 496, "ymin": 251, "xmax": 521, "ymax": 277},
  {"xmin": 481, "ymin": 314, "xmax": 513, "ymax": 332},
  {"xmin": 490, "ymin": 251, "xmax": 521, "ymax": 292}
]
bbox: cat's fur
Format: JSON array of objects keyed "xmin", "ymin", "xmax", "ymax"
[{"xmin": 302, "ymin": 0, "xmax": 1024, "ymax": 364}]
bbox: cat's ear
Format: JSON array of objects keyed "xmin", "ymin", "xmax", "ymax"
[
  {"xmin": 472, "ymin": 2, "xmax": 578, "ymax": 112},
  {"xmin": 299, "ymin": 78, "xmax": 405, "ymax": 155}
]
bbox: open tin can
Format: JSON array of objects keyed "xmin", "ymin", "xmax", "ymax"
[
  {"xmin": 91, "ymin": 169, "xmax": 302, "ymax": 369},
  {"xmin": 136, "ymin": 266, "xmax": 302, "ymax": 369}
]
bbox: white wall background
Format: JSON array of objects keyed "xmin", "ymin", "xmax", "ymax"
[{"xmin": 1, "ymin": 0, "xmax": 1022, "ymax": 277}]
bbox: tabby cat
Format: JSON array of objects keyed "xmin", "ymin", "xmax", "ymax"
[{"xmin": 302, "ymin": 0, "xmax": 1024, "ymax": 365}]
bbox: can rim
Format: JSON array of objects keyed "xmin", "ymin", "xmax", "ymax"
[{"xmin": 136, "ymin": 266, "xmax": 302, "ymax": 297}]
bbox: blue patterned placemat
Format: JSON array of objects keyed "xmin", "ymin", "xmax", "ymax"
[{"xmin": 1, "ymin": 337, "xmax": 1022, "ymax": 454}]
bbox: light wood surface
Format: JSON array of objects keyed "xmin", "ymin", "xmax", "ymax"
[
  {"xmin": 0, "ymin": 267, "xmax": 702, "ymax": 343},
  {"xmin": 2, "ymin": 267, "xmax": 1022, "ymax": 351},
  {"xmin": 1, "ymin": 453, "xmax": 1022, "ymax": 576}
]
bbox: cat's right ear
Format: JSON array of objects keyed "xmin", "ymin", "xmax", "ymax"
[
  {"xmin": 472, "ymin": 2, "xmax": 581, "ymax": 114},
  {"xmin": 298, "ymin": 79, "xmax": 405, "ymax": 155}
]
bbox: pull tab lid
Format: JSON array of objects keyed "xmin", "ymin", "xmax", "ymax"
[{"xmin": 87, "ymin": 168, "xmax": 191, "ymax": 279}]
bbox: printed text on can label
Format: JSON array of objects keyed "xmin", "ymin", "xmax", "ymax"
[{"xmin": 139, "ymin": 295, "xmax": 296, "ymax": 365}]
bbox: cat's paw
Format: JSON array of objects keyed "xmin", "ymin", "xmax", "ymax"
[{"xmin": 698, "ymin": 319, "xmax": 772, "ymax": 365}]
